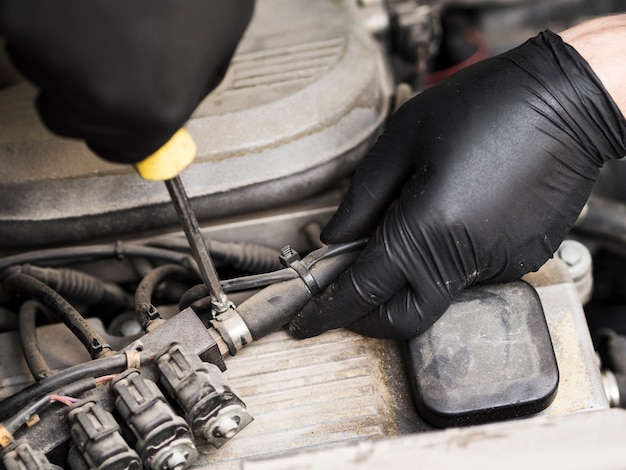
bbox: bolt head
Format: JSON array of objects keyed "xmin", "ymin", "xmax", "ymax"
[{"xmin": 215, "ymin": 417, "xmax": 239, "ymax": 439}]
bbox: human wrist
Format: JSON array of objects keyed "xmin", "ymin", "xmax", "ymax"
[{"xmin": 560, "ymin": 15, "xmax": 626, "ymax": 117}]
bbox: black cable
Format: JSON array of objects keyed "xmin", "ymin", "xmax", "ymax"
[
  {"xmin": 3, "ymin": 395, "xmax": 50, "ymax": 434},
  {"xmin": 0, "ymin": 352, "xmax": 152, "ymax": 420},
  {"xmin": 4, "ymin": 272, "xmax": 112, "ymax": 359},
  {"xmin": 3, "ymin": 377, "xmax": 98, "ymax": 434},
  {"xmin": 178, "ymin": 268, "xmax": 299, "ymax": 311},
  {"xmin": 307, "ymin": 239, "xmax": 368, "ymax": 268},
  {"xmin": 222, "ymin": 269, "xmax": 299, "ymax": 292},
  {"xmin": 178, "ymin": 240, "xmax": 367, "ymax": 310},
  {"xmin": 18, "ymin": 301, "xmax": 53, "ymax": 381}
]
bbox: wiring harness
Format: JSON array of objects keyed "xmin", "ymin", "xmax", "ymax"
[{"xmin": 0, "ymin": 234, "xmax": 364, "ymax": 469}]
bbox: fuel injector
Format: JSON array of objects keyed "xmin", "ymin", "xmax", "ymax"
[
  {"xmin": 1, "ymin": 440, "xmax": 60, "ymax": 470},
  {"xmin": 66, "ymin": 400, "xmax": 141, "ymax": 470},
  {"xmin": 155, "ymin": 343, "xmax": 253, "ymax": 448},
  {"xmin": 111, "ymin": 369, "xmax": 197, "ymax": 470}
]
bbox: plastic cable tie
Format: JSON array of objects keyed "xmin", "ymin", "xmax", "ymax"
[
  {"xmin": 0, "ymin": 424, "xmax": 14, "ymax": 448},
  {"xmin": 290, "ymin": 260, "xmax": 320, "ymax": 296},
  {"xmin": 125, "ymin": 350, "xmax": 142, "ymax": 370},
  {"xmin": 114, "ymin": 240, "xmax": 125, "ymax": 260},
  {"xmin": 25, "ymin": 414, "xmax": 40, "ymax": 427}
]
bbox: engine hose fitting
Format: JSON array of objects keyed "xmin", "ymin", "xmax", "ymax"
[
  {"xmin": 155, "ymin": 343, "xmax": 253, "ymax": 448},
  {"xmin": 111, "ymin": 369, "xmax": 198, "ymax": 470},
  {"xmin": 66, "ymin": 400, "xmax": 141, "ymax": 470},
  {"xmin": 1, "ymin": 440, "xmax": 59, "ymax": 470},
  {"xmin": 210, "ymin": 308, "xmax": 253, "ymax": 356}
]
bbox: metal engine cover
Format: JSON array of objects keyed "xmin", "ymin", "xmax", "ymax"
[{"xmin": 0, "ymin": 0, "xmax": 393, "ymax": 247}]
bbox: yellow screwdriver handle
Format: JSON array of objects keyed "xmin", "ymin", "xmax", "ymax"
[{"xmin": 134, "ymin": 128, "xmax": 196, "ymax": 181}]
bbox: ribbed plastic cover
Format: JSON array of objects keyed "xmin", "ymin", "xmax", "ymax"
[{"xmin": 0, "ymin": 0, "xmax": 392, "ymax": 247}]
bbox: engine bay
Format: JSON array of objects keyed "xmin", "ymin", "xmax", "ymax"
[{"xmin": 2, "ymin": 0, "xmax": 626, "ymax": 468}]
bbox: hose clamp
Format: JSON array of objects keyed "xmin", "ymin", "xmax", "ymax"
[{"xmin": 211, "ymin": 308, "xmax": 253, "ymax": 356}]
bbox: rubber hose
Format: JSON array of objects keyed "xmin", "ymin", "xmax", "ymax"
[
  {"xmin": 212, "ymin": 240, "xmax": 282, "ymax": 273},
  {"xmin": 0, "ymin": 353, "xmax": 152, "ymax": 420},
  {"xmin": 18, "ymin": 301, "xmax": 53, "ymax": 381},
  {"xmin": 16, "ymin": 265, "xmax": 131, "ymax": 313},
  {"xmin": 148, "ymin": 238, "xmax": 282, "ymax": 273},
  {"xmin": 4, "ymin": 273, "xmax": 112, "ymax": 359},
  {"xmin": 0, "ymin": 243, "xmax": 198, "ymax": 275},
  {"xmin": 236, "ymin": 246, "xmax": 361, "ymax": 340},
  {"xmin": 135, "ymin": 264, "xmax": 199, "ymax": 327}
]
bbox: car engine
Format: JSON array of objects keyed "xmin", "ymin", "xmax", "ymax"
[{"xmin": 1, "ymin": 0, "xmax": 626, "ymax": 468}]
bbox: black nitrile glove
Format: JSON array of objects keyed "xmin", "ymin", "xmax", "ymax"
[
  {"xmin": 290, "ymin": 31, "xmax": 626, "ymax": 340},
  {"xmin": 0, "ymin": 0, "xmax": 253, "ymax": 164}
]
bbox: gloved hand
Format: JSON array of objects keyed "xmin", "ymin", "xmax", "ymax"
[
  {"xmin": 0, "ymin": 0, "xmax": 253, "ymax": 171},
  {"xmin": 290, "ymin": 30, "xmax": 626, "ymax": 340}
]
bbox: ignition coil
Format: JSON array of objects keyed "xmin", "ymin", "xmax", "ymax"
[
  {"xmin": 66, "ymin": 400, "xmax": 141, "ymax": 470},
  {"xmin": 111, "ymin": 369, "xmax": 198, "ymax": 470},
  {"xmin": 1, "ymin": 440, "xmax": 60, "ymax": 470},
  {"xmin": 155, "ymin": 343, "xmax": 253, "ymax": 448}
]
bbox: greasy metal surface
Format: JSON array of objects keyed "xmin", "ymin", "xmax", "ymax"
[
  {"xmin": 192, "ymin": 328, "xmax": 406, "ymax": 469},
  {"xmin": 525, "ymin": 259, "xmax": 610, "ymax": 415},
  {"xmin": 0, "ymin": 308, "xmax": 217, "ymax": 400},
  {"xmin": 0, "ymin": 0, "xmax": 393, "ymax": 247},
  {"xmin": 0, "ymin": 258, "xmax": 605, "ymax": 467},
  {"xmin": 242, "ymin": 409, "xmax": 626, "ymax": 470}
]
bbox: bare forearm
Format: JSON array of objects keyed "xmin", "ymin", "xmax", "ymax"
[{"xmin": 560, "ymin": 15, "xmax": 626, "ymax": 116}]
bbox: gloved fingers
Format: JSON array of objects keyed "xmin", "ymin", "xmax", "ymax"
[
  {"xmin": 36, "ymin": 93, "xmax": 162, "ymax": 163},
  {"xmin": 289, "ymin": 240, "xmax": 407, "ymax": 339},
  {"xmin": 347, "ymin": 284, "xmax": 450, "ymax": 340},
  {"xmin": 321, "ymin": 103, "xmax": 421, "ymax": 244}
]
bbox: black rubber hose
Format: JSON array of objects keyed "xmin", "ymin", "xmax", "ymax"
[
  {"xmin": 147, "ymin": 238, "xmax": 282, "ymax": 273},
  {"xmin": 135, "ymin": 264, "xmax": 199, "ymax": 328},
  {"xmin": 0, "ymin": 352, "xmax": 152, "ymax": 420},
  {"xmin": 236, "ymin": 244, "xmax": 363, "ymax": 340},
  {"xmin": 4, "ymin": 273, "xmax": 112, "ymax": 359},
  {"xmin": 0, "ymin": 242, "xmax": 198, "ymax": 275},
  {"xmin": 210, "ymin": 239, "xmax": 282, "ymax": 273},
  {"xmin": 18, "ymin": 301, "xmax": 53, "ymax": 381},
  {"xmin": 15, "ymin": 265, "xmax": 132, "ymax": 313}
]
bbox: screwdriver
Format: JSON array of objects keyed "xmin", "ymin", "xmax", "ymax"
[
  {"xmin": 135, "ymin": 129, "xmax": 230, "ymax": 314},
  {"xmin": 165, "ymin": 175, "xmax": 230, "ymax": 314}
]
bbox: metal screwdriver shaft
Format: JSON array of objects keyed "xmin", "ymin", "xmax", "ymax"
[{"xmin": 165, "ymin": 176, "xmax": 229, "ymax": 313}]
